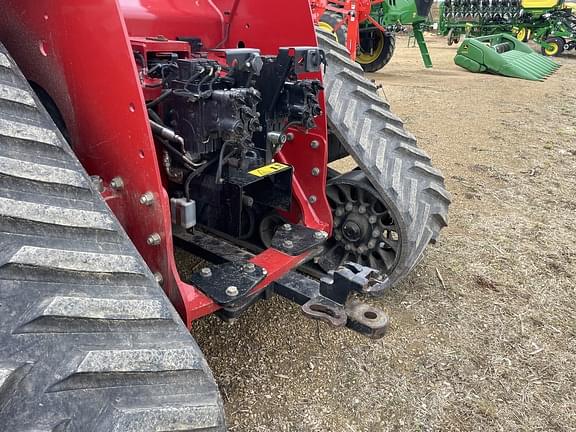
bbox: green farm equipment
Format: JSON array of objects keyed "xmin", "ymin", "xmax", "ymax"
[
  {"xmin": 454, "ymin": 33, "xmax": 560, "ymax": 79},
  {"xmin": 439, "ymin": 0, "xmax": 576, "ymax": 56}
]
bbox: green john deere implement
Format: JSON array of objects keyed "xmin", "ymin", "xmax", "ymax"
[{"xmin": 454, "ymin": 33, "xmax": 560, "ymax": 80}]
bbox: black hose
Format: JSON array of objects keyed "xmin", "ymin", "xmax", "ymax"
[
  {"xmin": 146, "ymin": 89, "xmax": 173, "ymax": 108},
  {"xmin": 214, "ymin": 141, "xmax": 234, "ymax": 185},
  {"xmin": 184, "ymin": 157, "xmax": 219, "ymax": 201}
]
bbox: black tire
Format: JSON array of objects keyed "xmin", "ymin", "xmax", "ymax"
[
  {"xmin": 317, "ymin": 32, "xmax": 451, "ymax": 293},
  {"xmin": 357, "ymin": 29, "xmax": 396, "ymax": 73},
  {"xmin": 0, "ymin": 44, "xmax": 226, "ymax": 431},
  {"xmin": 318, "ymin": 12, "xmax": 348, "ymax": 46},
  {"xmin": 541, "ymin": 37, "xmax": 565, "ymax": 56}
]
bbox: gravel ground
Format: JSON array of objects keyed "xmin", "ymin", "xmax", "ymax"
[{"xmin": 189, "ymin": 34, "xmax": 576, "ymax": 431}]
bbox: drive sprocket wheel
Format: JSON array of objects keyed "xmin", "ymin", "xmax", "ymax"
[{"xmin": 320, "ymin": 170, "xmax": 401, "ymax": 276}]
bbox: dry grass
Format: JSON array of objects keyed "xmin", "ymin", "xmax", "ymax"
[{"xmin": 190, "ymin": 35, "xmax": 576, "ymax": 431}]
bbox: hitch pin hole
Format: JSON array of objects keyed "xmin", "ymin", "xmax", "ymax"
[
  {"xmin": 309, "ymin": 304, "xmax": 337, "ymax": 318},
  {"xmin": 364, "ymin": 310, "xmax": 378, "ymax": 320}
]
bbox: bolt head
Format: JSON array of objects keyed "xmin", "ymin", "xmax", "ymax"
[
  {"xmin": 146, "ymin": 233, "xmax": 161, "ymax": 246},
  {"xmin": 334, "ymin": 232, "xmax": 342, "ymax": 241},
  {"xmin": 283, "ymin": 240, "xmax": 294, "ymax": 249},
  {"xmin": 358, "ymin": 245, "xmax": 368, "ymax": 254},
  {"xmin": 372, "ymin": 229, "xmax": 381, "ymax": 238},
  {"xmin": 153, "ymin": 272, "xmax": 164, "ymax": 285},
  {"xmin": 200, "ymin": 267, "xmax": 212, "ymax": 277},
  {"xmin": 286, "ymin": 132, "xmax": 295, "ymax": 141},
  {"xmin": 110, "ymin": 176, "xmax": 124, "ymax": 191},
  {"xmin": 368, "ymin": 215, "xmax": 377, "ymax": 224},
  {"xmin": 243, "ymin": 263, "xmax": 256, "ymax": 273},
  {"xmin": 335, "ymin": 208, "xmax": 345, "ymax": 217},
  {"xmin": 282, "ymin": 223, "xmax": 292, "ymax": 232},
  {"xmin": 344, "ymin": 244, "xmax": 352, "ymax": 251},
  {"xmin": 368, "ymin": 239, "xmax": 377, "ymax": 249},
  {"xmin": 226, "ymin": 285, "xmax": 239, "ymax": 297},
  {"xmin": 311, "ymin": 167, "xmax": 320, "ymax": 176},
  {"xmin": 358, "ymin": 205, "xmax": 367, "ymax": 214},
  {"xmin": 310, "ymin": 140, "xmax": 319, "ymax": 149},
  {"xmin": 314, "ymin": 230, "xmax": 328, "ymax": 240},
  {"xmin": 308, "ymin": 195, "xmax": 317, "ymax": 204},
  {"xmin": 345, "ymin": 203, "xmax": 354, "ymax": 212},
  {"xmin": 139, "ymin": 192, "xmax": 154, "ymax": 206}
]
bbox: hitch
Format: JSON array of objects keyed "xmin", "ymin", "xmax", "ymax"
[
  {"xmin": 175, "ymin": 226, "xmax": 389, "ymax": 338},
  {"xmin": 273, "ymin": 263, "xmax": 389, "ymax": 339}
]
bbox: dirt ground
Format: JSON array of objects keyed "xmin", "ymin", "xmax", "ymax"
[{"xmin": 191, "ymin": 34, "xmax": 576, "ymax": 431}]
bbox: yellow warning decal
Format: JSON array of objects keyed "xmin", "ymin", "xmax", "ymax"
[{"xmin": 248, "ymin": 162, "xmax": 290, "ymax": 177}]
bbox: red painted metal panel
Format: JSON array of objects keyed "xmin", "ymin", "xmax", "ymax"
[{"xmin": 0, "ymin": 0, "xmax": 208, "ymax": 324}]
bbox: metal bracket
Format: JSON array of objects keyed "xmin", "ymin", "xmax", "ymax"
[
  {"xmin": 188, "ymin": 261, "xmax": 266, "ymax": 305},
  {"xmin": 271, "ymin": 223, "xmax": 327, "ymax": 256},
  {"xmin": 273, "ymin": 263, "xmax": 389, "ymax": 339}
]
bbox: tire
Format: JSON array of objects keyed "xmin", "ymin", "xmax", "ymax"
[
  {"xmin": 317, "ymin": 32, "xmax": 451, "ymax": 293},
  {"xmin": 541, "ymin": 37, "xmax": 565, "ymax": 56},
  {"xmin": 447, "ymin": 28, "xmax": 455, "ymax": 46},
  {"xmin": 516, "ymin": 27, "xmax": 530, "ymax": 42},
  {"xmin": 318, "ymin": 12, "xmax": 348, "ymax": 46},
  {"xmin": 0, "ymin": 44, "xmax": 226, "ymax": 431},
  {"xmin": 357, "ymin": 30, "xmax": 396, "ymax": 73}
]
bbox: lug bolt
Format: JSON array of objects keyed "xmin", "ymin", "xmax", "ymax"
[
  {"xmin": 310, "ymin": 140, "xmax": 319, "ymax": 149},
  {"xmin": 139, "ymin": 192, "xmax": 155, "ymax": 206},
  {"xmin": 283, "ymin": 240, "xmax": 294, "ymax": 249},
  {"xmin": 110, "ymin": 176, "xmax": 124, "ymax": 191},
  {"xmin": 308, "ymin": 195, "xmax": 317, "ymax": 204},
  {"xmin": 314, "ymin": 230, "xmax": 328, "ymax": 240},
  {"xmin": 226, "ymin": 285, "xmax": 239, "ymax": 297},
  {"xmin": 372, "ymin": 229, "xmax": 381, "ymax": 238},
  {"xmin": 244, "ymin": 262, "xmax": 256, "ymax": 273},
  {"xmin": 282, "ymin": 223, "xmax": 292, "ymax": 232},
  {"xmin": 345, "ymin": 203, "xmax": 354, "ymax": 212},
  {"xmin": 146, "ymin": 233, "xmax": 161, "ymax": 246},
  {"xmin": 153, "ymin": 272, "xmax": 164, "ymax": 285},
  {"xmin": 368, "ymin": 215, "xmax": 377, "ymax": 224},
  {"xmin": 311, "ymin": 167, "xmax": 320, "ymax": 176},
  {"xmin": 358, "ymin": 205, "xmax": 367, "ymax": 214},
  {"xmin": 200, "ymin": 267, "xmax": 212, "ymax": 277}
]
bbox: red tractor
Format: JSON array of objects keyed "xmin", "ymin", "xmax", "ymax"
[{"xmin": 0, "ymin": 0, "xmax": 449, "ymax": 429}]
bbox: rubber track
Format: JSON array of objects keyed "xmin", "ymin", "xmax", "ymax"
[
  {"xmin": 0, "ymin": 45, "xmax": 226, "ymax": 431},
  {"xmin": 318, "ymin": 32, "xmax": 451, "ymax": 289}
]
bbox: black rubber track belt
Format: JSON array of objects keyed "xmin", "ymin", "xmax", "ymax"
[
  {"xmin": 0, "ymin": 44, "xmax": 226, "ymax": 431},
  {"xmin": 318, "ymin": 31, "xmax": 452, "ymax": 290}
]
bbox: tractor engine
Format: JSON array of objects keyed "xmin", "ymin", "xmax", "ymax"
[{"xmin": 133, "ymin": 38, "xmax": 324, "ymax": 238}]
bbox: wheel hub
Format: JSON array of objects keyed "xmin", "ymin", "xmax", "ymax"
[
  {"xmin": 341, "ymin": 219, "xmax": 363, "ymax": 242},
  {"xmin": 321, "ymin": 172, "xmax": 401, "ymax": 275}
]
